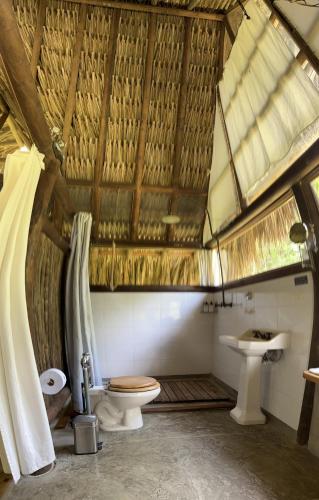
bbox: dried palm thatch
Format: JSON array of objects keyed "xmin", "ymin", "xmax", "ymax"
[
  {"xmin": 98, "ymin": 189, "xmax": 132, "ymax": 240},
  {"xmin": 220, "ymin": 198, "xmax": 301, "ymax": 282},
  {"xmin": 90, "ymin": 246, "xmax": 209, "ymax": 287},
  {"xmin": 30, "ymin": 233, "xmax": 64, "ymax": 374},
  {"xmin": 13, "ymin": 0, "xmax": 38, "ymax": 61},
  {"xmin": 138, "ymin": 192, "xmax": 170, "ymax": 241},
  {"xmin": 144, "ymin": 16, "xmax": 184, "ymax": 187},
  {"xmin": 180, "ymin": 20, "xmax": 219, "ymax": 191},
  {"xmin": 102, "ymin": 11, "xmax": 148, "ymax": 184}
]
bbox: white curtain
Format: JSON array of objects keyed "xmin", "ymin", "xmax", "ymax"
[
  {"xmin": 0, "ymin": 146, "xmax": 55, "ymax": 482},
  {"xmin": 219, "ymin": 0, "xmax": 319, "ymax": 203},
  {"xmin": 65, "ymin": 212, "xmax": 101, "ymax": 412}
]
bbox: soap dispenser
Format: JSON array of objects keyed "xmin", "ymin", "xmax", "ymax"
[
  {"xmin": 208, "ymin": 301, "xmax": 215, "ymax": 313},
  {"xmin": 203, "ymin": 301, "xmax": 209, "ymax": 313}
]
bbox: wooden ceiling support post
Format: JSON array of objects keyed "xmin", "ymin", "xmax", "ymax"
[
  {"xmin": 65, "ymin": 0, "xmax": 224, "ymax": 22},
  {"xmin": 293, "ymin": 181, "xmax": 319, "ymax": 445},
  {"xmin": 217, "ymin": 87, "xmax": 245, "ymax": 212},
  {"xmin": 263, "ymin": 0, "xmax": 319, "ymax": 75},
  {"xmin": 224, "ymin": 16, "xmax": 235, "ymax": 46},
  {"xmin": 92, "ymin": 9, "xmax": 120, "ymax": 240},
  {"xmin": 62, "ymin": 4, "xmax": 87, "ymax": 154},
  {"xmin": 167, "ymin": 17, "xmax": 192, "ymax": 243},
  {"xmin": 42, "ymin": 216, "xmax": 70, "ymax": 253},
  {"xmin": 30, "ymin": 0, "xmax": 47, "ymax": 79},
  {"xmin": 131, "ymin": 13, "xmax": 156, "ymax": 241}
]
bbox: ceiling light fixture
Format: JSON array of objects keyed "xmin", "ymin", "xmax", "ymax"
[{"xmin": 161, "ymin": 215, "xmax": 180, "ymax": 224}]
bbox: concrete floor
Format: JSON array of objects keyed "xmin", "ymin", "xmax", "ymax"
[{"xmin": 4, "ymin": 410, "xmax": 319, "ymax": 500}]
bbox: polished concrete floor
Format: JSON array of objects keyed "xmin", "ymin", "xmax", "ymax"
[{"xmin": 4, "ymin": 410, "xmax": 319, "ymax": 500}]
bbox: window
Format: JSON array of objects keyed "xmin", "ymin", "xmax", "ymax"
[{"xmin": 216, "ymin": 197, "xmax": 303, "ymax": 283}]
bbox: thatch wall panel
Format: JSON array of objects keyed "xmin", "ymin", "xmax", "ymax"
[
  {"xmin": 90, "ymin": 246, "xmax": 201, "ymax": 286},
  {"xmin": 30, "ymin": 233, "xmax": 65, "ymax": 375}
]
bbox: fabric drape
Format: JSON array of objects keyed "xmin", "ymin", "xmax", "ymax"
[
  {"xmin": 65, "ymin": 212, "xmax": 101, "ymax": 412},
  {"xmin": 0, "ymin": 146, "xmax": 55, "ymax": 482},
  {"xmin": 219, "ymin": 0, "xmax": 319, "ymax": 202}
]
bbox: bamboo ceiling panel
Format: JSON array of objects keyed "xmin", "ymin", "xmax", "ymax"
[{"xmin": 0, "ymin": 0, "xmax": 225, "ymax": 247}]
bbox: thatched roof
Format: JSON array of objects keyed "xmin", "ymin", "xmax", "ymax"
[{"xmin": 0, "ymin": 0, "xmax": 242, "ymax": 246}]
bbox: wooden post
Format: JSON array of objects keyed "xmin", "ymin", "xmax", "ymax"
[
  {"xmin": 92, "ymin": 9, "xmax": 120, "ymax": 240},
  {"xmin": 62, "ymin": 4, "xmax": 87, "ymax": 151},
  {"xmin": 293, "ymin": 182, "xmax": 319, "ymax": 445},
  {"xmin": 224, "ymin": 16, "xmax": 235, "ymax": 46},
  {"xmin": 30, "ymin": 0, "xmax": 47, "ymax": 79},
  {"xmin": 217, "ymin": 87, "xmax": 245, "ymax": 212},
  {"xmin": 131, "ymin": 13, "xmax": 156, "ymax": 241},
  {"xmin": 167, "ymin": 18, "xmax": 192, "ymax": 242}
]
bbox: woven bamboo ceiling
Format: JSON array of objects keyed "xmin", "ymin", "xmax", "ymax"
[{"xmin": 0, "ymin": 0, "xmax": 243, "ymax": 247}]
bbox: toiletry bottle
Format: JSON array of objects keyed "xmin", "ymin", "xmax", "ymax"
[{"xmin": 203, "ymin": 301, "xmax": 209, "ymax": 313}]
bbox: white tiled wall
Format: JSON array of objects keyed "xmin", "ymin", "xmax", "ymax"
[
  {"xmin": 211, "ymin": 272, "xmax": 314, "ymax": 430},
  {"xmin": 91, "ymin": 292, "xmax": 214, "ymax": 378}
]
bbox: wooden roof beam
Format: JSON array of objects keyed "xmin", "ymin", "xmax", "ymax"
[
  {"xmin": 30, "ymin": 0, "xmax": 47, "ymax": 79},
  {"xmin": 92, "ymin": 9, "xmax": 120, "ymax": 240},
  {"xmin": 224, "ymin": 16, "xmax": 235, "ymax": 46},
  {"xmin": 131, "ymin": 14, "xmax": 156, "ymax": 241},
  {"xmin": 217, "ymin": 87, "xmax": 245, "ymax": 212},
  {"xmin": 0, "ymin": 0, "xmax": 74, "ymax": 217},
  {"xmin": 65, "ymin": 0, "xmax": 224, "ymax": 22},
  {"xmin": 168, "ymin": 17, "xmax": 192, "ymax": 243},
  {"xmin": 62, "ymin": 4, "xmax": 87, "ymax": 153}
]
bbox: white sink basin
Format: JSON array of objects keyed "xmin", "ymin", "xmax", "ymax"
[
  {"xmin": 219, "ymin": 330, "xmax": 290, "ymax": 426},
  {"xmin": 220, "ymin": 330, "xmax": 290, "ymax": 357}
]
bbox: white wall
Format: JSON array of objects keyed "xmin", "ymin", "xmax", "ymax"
[
  {"xmin": 91, "ymin": 292, "xmax": 214, "ymax": 378},
  {"xmin": 211, "ymin": 272, "xmax": 314, "ymax": 430}
]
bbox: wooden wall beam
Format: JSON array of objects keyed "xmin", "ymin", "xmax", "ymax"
[
  {"xmin": 167, "ymin": 18, "xmax": 192, "ymax": 242},
  {"xmin": 131, "ymin": 14, "xmax": 156, "ymax": 241},
  {"xmin": 92, "ymin": 239, "xmax": 202, "ymax": 249},
  {"xmin": 293, "ymin": 182, "xmax": 319, "ymax": 445},
  {"xmin": 92, "ymin": 9, "xmax": 120, "ymax": 240},
  {"xmin": 62, "ymin": 4, "xmax": 87, "ymax": 150},
  {"xmin": 264, "ymin": 0, "xmax": 319, "ymax": 75},
  {"xmin": 30, "ymin": 0, "xmax": 47, "ymax": 79},
  {"xmin": 217, "ymin": 87, "xmax": 245, "ymax": 212},
  {"xmin": 65, "ymin": 0, "xmax": 224, "ymax": 22}
]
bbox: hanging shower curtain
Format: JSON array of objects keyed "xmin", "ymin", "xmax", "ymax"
[
  {"xmin": 65, "ymin": 212, "xmax": 101, "ymax": 412},
  {"xmin": 0, "ymin": 146, "xmax": 55, "ymax": 482}
]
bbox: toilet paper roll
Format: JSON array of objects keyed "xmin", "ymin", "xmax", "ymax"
[{"xmin": 40, "ymin": 368, "xmax": 66, "ymax": 395}]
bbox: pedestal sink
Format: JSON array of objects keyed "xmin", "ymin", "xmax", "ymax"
[{"xmin": 220, "ymin": 330, "xmax": 290, "ymax": 425}]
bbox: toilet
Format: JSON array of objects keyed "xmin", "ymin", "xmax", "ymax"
[{"xmin": 91, "ymin": 376, "xmax": 161, "ymax": 431}]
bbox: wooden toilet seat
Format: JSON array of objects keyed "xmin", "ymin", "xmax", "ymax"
[{"xmin": 108, "ymin": 376, "xmax": 160, "ymax": 393}]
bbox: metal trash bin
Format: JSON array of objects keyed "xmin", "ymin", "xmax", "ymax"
[{"xmin": 73, "ymin": 415, "xmax": 99, "ymax": 455}]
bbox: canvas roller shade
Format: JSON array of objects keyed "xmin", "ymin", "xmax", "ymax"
[
  {"xmin": 203, "ymin": 99, "xmax": 238, "ymax": 241},
  {"xmin": 219, "ymin": 0, "xmax": 319, "ymax": 203}
]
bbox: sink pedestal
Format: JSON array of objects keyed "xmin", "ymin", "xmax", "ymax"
[{"xmin": 231, "ymin": 355, "xmax": 266, "ymax": 425}]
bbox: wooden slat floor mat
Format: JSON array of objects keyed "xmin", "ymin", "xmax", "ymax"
[{"xmin": 143, "ymin": 375, "xmax": 235, "ymax": 413}]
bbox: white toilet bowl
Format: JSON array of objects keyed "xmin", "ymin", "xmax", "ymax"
[{"xmin": 91, "ymin": 376, "xmax": 160, "ymax": 431}]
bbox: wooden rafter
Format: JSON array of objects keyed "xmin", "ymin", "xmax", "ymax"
[
  {"xmin": 92, "ymin": 9, "xmax": 120, "ymax": 240},
  {"xmin": 62, "ymin": 4, "xmax": 87, "ymax": 150},
  {"xmin": 263, "ymin": 0, "xmax": 319, "ymax": 75},
  {"xmin": 0, "ymin": 108, "xmax": 9, "ymax": 131},
  {"xmin": 30, "ymin": 0, "xmax": 47, "ymax": 79},
  {"xmin": 167, "ymin": 17, "xmax": 192, "ymax": 242},
  {"xmin": 65, "ymin": 0, "xmax": 224, "ymax": 21},
  {"xmin": 224, "ymin": 16, "xmax": 235, "ymax": 46},
  {"xmin": 131, "ymin": 13, "xmax": 156, "ymax": 241},
  {"xmin": 217, "ymin": 87, "xmax": 245, "ymax": 212}
]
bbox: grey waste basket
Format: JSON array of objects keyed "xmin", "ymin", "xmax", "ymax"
[{"xmin": 73, "ymin": 414, "xmax": 99, "ymax": 455}]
